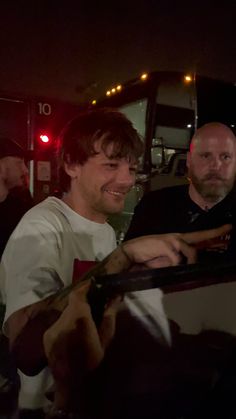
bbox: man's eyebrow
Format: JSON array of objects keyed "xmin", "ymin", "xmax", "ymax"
[{"xmin": 103, "ymin": 151, "xmax": 138, "ymax": 163}]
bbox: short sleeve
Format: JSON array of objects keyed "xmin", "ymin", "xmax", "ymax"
[{"xmin": 1, "ymin": 217, "xmax": 64, "ymax": 331}]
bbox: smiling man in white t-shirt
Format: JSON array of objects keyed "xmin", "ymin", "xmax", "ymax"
[{"xmin": 0, "ymin": 108, "xmax": 226, "ymax": 418}]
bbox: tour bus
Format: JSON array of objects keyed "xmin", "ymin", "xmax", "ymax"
[
  {"xmin": 92, "ymin": 71, "xmax": 236, "ymax": 240},
  {"xmin": 0, "ymin": 93, "xmax": 85, "ymax": 202}
]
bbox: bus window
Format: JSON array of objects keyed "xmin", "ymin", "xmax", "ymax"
[
  {"xmin": 151, "ymin": 105, "xmax": 194, "ymax": 168},
  {"xmin": 157, "ymin": 77, "xmax": 195, "ymax": 109},
  {"xmin": 119, "ymin": 98, "xmax": 147, "ymax": 137},
  {"xmin": 153, "ymin": 104, "xmax": 194, "ymax": 149},
  {"xmin": 154, "ymin": 124, "xmax": 191, "ymax": 149},
  {"xmin": 119, "ymin": 99, "xmax": 147, "ymax": 169},
  {"xmin": 151, "ymin": 77, "xmax": 195, "ymax": 161}
]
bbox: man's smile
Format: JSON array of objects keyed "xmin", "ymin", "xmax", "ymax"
[{"xmin": 103, "ymin": 189, "xmax": 127, "ymax": 197}]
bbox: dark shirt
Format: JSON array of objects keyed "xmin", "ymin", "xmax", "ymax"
[
  {"xmin": 0, "ymin": 189, "xmax": 33, "ymax": 410},
  {"xmin": 125, "ymin": 184, "xmax": 236, "ymax": 263},
  {"xmin": 0, "ymin": 188, "xmax": 33, "ymax": 258}
]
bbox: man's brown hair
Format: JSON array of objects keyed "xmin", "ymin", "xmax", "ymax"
[{"xmin": 57, "ymin": 108, "xmax": 143, "ymax": 192}]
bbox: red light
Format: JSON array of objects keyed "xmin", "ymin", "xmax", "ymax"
[{"xmin": 39, "ymin": 134, "xmax": 50, "ymax": 144}]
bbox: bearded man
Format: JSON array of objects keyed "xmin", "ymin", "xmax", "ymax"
[{"xmin": 126, "ymin": 122, "xmax": 236, "ymax": 263}]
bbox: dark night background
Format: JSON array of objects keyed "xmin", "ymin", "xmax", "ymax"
[{"xmin": 0, "ymin": 0, "xmax": 235, "ymax": 103}]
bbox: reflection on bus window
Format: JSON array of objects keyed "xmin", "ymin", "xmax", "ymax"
[
  {"xmin": 154, "ymin": 104, "xmax": 194, "ymax": 149},
  {"xmin": 154, "ymin": 78, "xmax": 195, "ymax": 157},
  {"xmin": 119, "ymin": 99, "xmax": 147, "ymax": 139},
  {"xmin": 119, "ymin": 99, "xmax": 147, "ymax": 169}
]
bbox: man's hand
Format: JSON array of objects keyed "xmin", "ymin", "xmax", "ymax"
[
  {"xmin": 181, "ymin": 224, "xmax": 232, "ymax": 248},
  {"xmin": 122, "ymin": 224, "xmax": 232, "ymax": 269},
  {"xmin": 43, "ymin": 280, "xmax": 120, "ymax": 411}
]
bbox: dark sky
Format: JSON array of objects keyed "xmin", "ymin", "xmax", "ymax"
[{"xmin": 0, "ymin": 0, "xmax": 235, "ymax": 102}]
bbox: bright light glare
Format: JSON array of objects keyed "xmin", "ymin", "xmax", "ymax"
[
  {"xmin": 39, "ymin": 135, "xmax": 50, "ymax": 143},
  {"xmin": 184, "ymin": 74, "xmax": 192, "ymax": 83},
  {"xmin": 140, "ymin": 73, "xmax": 148, "ymax": 80}
]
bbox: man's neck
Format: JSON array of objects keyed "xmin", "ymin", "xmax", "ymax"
[
  {"xmin": 188, "ymin": 184, "xmax": 223, "ymax": 211},
  {"xmin": 61, "ymin": 193, "xmax": 107, "ymax": 224}
]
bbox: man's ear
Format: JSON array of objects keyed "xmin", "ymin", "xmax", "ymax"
[{"xmin": 63, "ymin": 162, "xmax": 81, "ymax": 180}]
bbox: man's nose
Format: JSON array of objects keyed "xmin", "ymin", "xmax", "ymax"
[
  {"xmin": 116, "ymin": 167, "xmax": 135, "ymax": 186},
  {"xmin": 209, "ymin": 156, "xmax": 221, "ymax": 170}
]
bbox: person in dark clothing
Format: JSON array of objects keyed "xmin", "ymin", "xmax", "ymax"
[
  {"xmin": 0, "ymin": 138, "xmax": 33, "ymax": 418},
  {"xmin": 125, "ymin": 183, "xmax": 236, "ymax": 263},
  {"xmin": 125, "ymin": 123, "xmax": 236, "ymax": 263},
  {"xmin": 0, "ymin": 137, "xmax": 33, "ymax": 258},
  {"xmin": 0, "ymin": 186, "xmax": 33, "ymax": 257},
  {"xmin": 125, "ymin": 122, "xmax": 236, "ymax": 418}
]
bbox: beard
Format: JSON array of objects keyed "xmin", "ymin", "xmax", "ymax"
[
  {"xmin": 6, "ymin": 174, "xmax": 28, "ymax": 191},
  {"xmin": 189, "ymin": 169, "xmax": 235, "ymax": 202}
]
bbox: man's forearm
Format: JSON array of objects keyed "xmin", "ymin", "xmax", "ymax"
[
  {"xmin": 11, "ymin": 245, "xmax": 131, "ymax": 375},
  {"xmin": 44, "ymin": 244, "xmax": 132, "ymax": 312}
]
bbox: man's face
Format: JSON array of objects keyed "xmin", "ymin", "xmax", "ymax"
[
  {"xmin": 187, "ymin": 136, "xmax": 236, "ymax": 202},
  {"xmin": 0, "ymin": 156, "xmax": 29, "ymax": 190},
  {"xmin": 67, "ymin": 141, "xmax": 137, "ymax": 222}
]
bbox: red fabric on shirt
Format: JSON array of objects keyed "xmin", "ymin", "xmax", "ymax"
[{"xmin": 72, "ymin": 259, "xmax": 97, "ymax": 283}]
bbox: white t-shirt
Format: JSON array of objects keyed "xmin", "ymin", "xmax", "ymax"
[
  {"xmin": 2, "ymin": 197, "xmax": 116, "ymax": 320},
  {"xmin": 1, "ymin": 196, "xmax": 170, "ymax": 410},
  {"xmin": 1, "ymin": 196, "xmax": 116, "ymax": 409}
]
